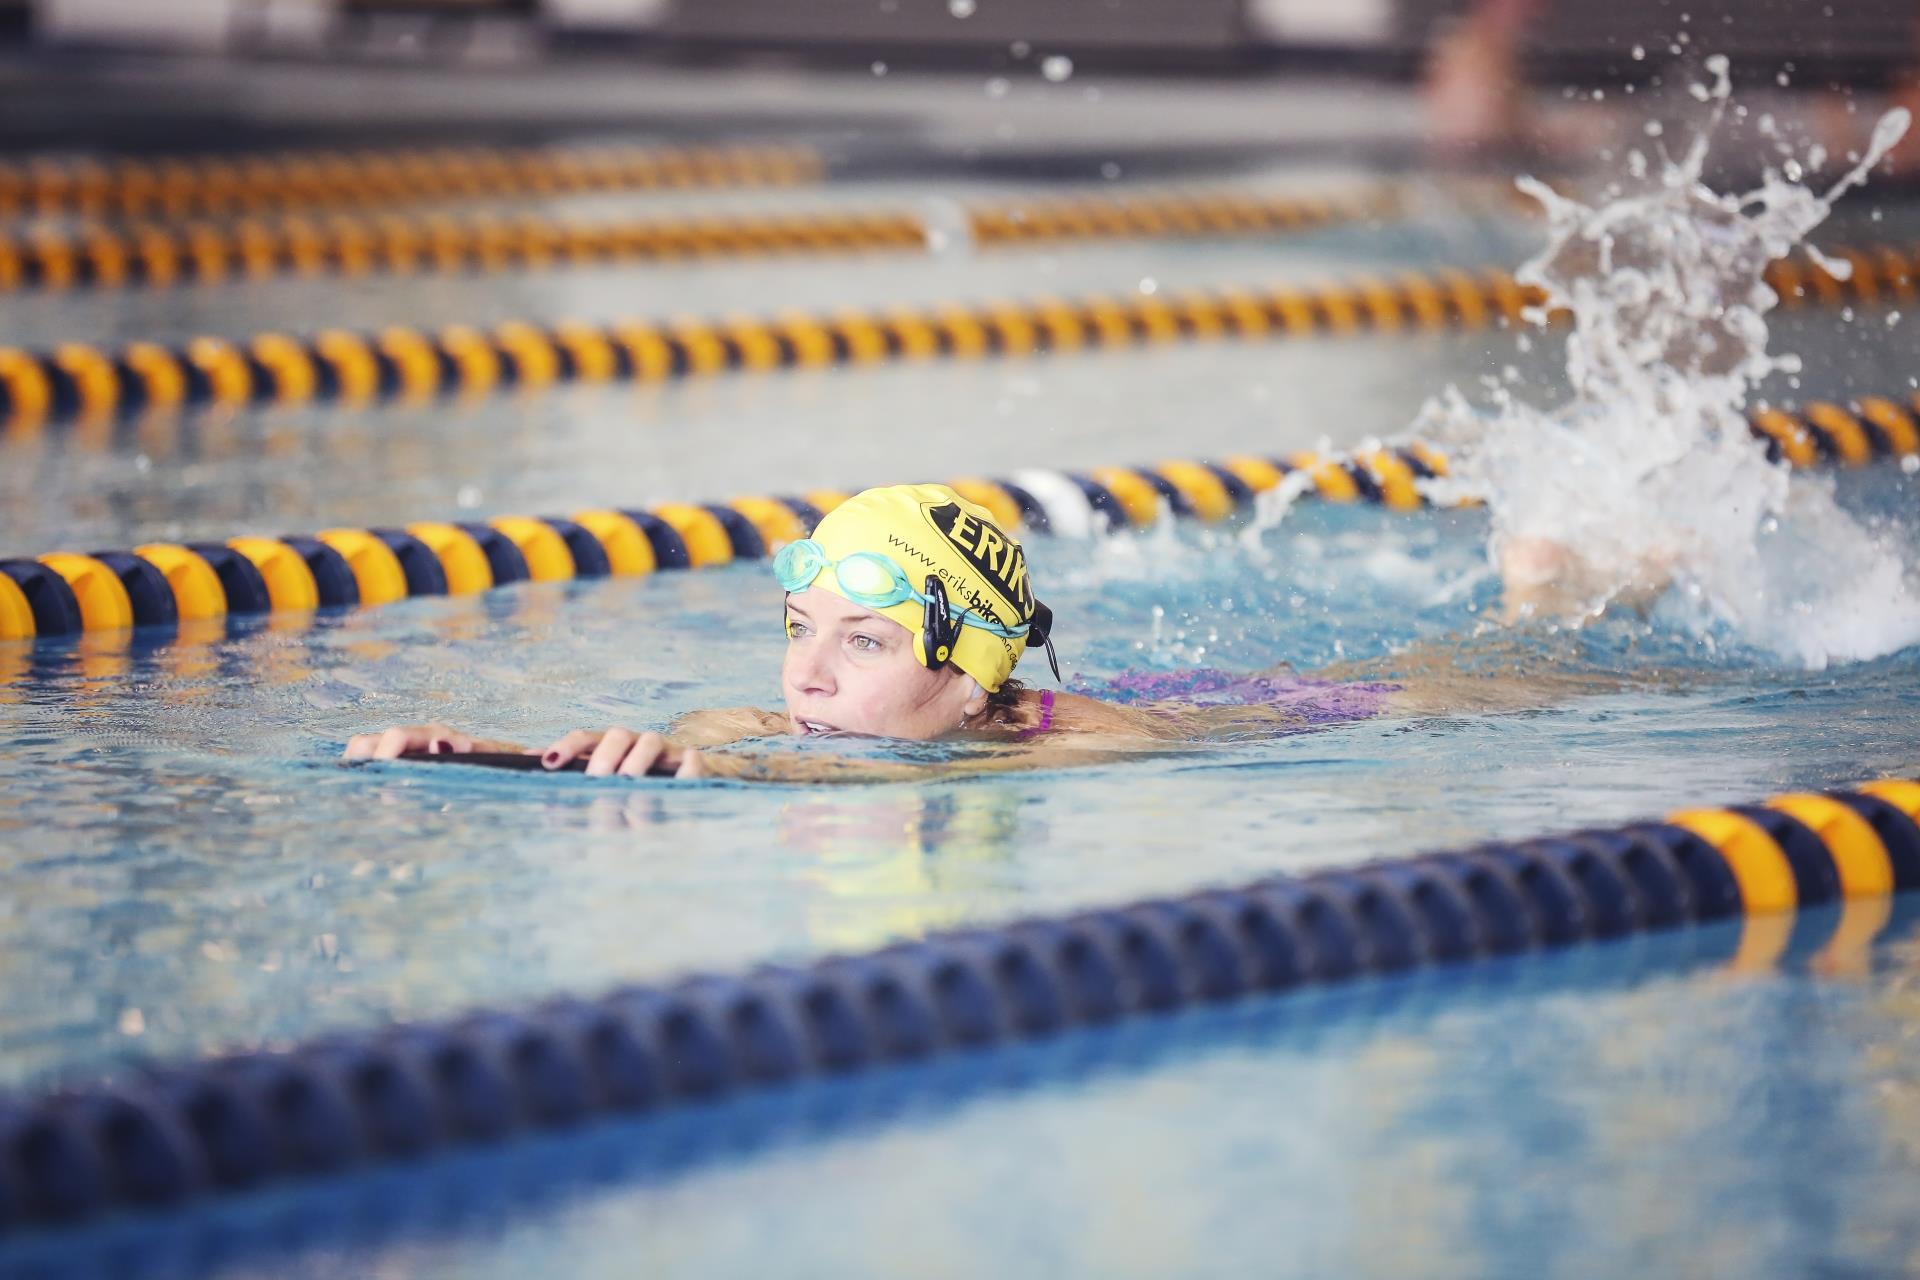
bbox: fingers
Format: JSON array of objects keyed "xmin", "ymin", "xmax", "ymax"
[
  {"xmin": 542, "ymin": 729, "xmax": 605, "ymax": 769},
  {"xmin": 342, "ymin": 724, "xmax": 429, "ymax": 762},
  {"xmin": 570, "ymin": 728, "xmax": 678, "ymax": 778},
  {"xmin": 423, "ymin": 723, "xmax": 476, "ymax": 755},
  {"xmin": 614, "ymin": 732, "xmax": 671, "ymax": 778},
  {"xmin": 583, "ymin": 728, "xmax": 638, "ymax": 777},
  {"xmin": 375, "ymin": 725, "xmax": 704, "ymax": 780}
]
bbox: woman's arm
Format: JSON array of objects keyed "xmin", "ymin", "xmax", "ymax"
[
  {"xmin": 667, "ymin": 706, "xmax": 790, "ymax": 746},
  {"xmin": 701, "ymin": 735, "xmax": 1196, "ymax": 785},
  {"xmin": 1313, "ymin": 632, "xmax": 1693, "ymax": 717}
]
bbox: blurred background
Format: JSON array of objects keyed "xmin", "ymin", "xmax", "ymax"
[
  {"xmin": 5, "ymin": 0, "xmax": 1919, "ymax": 545},
  {"xmin": 2, "ymin": 0, "xmax": 1916, "ymax": 159}
]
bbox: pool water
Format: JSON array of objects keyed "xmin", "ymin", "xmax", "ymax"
[{"xmin": 2, "ymin": 156, "xmax": 1919, "ymax": 1275}]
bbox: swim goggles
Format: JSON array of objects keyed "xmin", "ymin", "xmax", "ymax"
[{"xmin": 776, "ymin": 538, "xmax": 1028, "ymax": 634}]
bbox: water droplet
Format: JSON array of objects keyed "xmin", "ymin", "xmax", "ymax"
[
  {"xmin": 1644, "ymin": 120, "xmax": 1664, "ymax": 137},
  {"xmin": 1776, "ymin": 71, "xmax": 1791, "ymax": 87},
  {"xmin": 1009, "ymin": 39, "xmax": 1030, "ymax": 57},
  {"xmin": 1041, "ymin": 54, "xmax": 1074, "ymax": 82},
  {"xmin": 1100, "ymin": 161, "xmax": 1121, "ymax": 179},
  {"xmin": 985, "ymin": 77, "xmax": 1010, "ymax": 98},
  {"xmin": 1631, "ymin": 43, "xmax": 1646, "ymax": 60},
  {"xmin": 1138, "ymin": 277, "xmax": 1158, "ymax": 295},
  {"xmin": 870, "ymin": 60, "xmax": 887, "ymax": 76},
  {"xmin": 948, "ymin": 0, "xmax": 975, "ymax": 15},
  {"xmin": 456, "ymin": 484, "xmax": 482, "ymax": 508}
]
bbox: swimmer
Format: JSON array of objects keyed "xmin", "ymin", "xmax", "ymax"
[{"xmin": 344, "ymin": 483, "xmax": 1659, "ymax": 783}]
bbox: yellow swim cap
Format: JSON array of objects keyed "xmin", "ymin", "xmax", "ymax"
[{"xmin": 789, "ymin": 483, "xmax": 1042, "ymax": 692}]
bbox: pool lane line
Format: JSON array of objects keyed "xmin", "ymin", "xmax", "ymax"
[
  {"xmin": 0, "ymin": 185, "xmax": 1404, "ymax": 294},
  {"xmin": 0, "ymin": 779, "xmax": 1912, "ymax": 1236},
  {"xmin": 0, "ymin": 907, "xmax": 1867, "ymax": 1278},
  {"xmin": 2, "ymin": 391, "xmax": 1916, "ymax": 644},
  {"xmin": 0, "ymin": 242, "xmax": 1909, "ymax": 434},
  {"xmin": 0, "ymin": 144, "xmax": 825, "ymax": 221}
]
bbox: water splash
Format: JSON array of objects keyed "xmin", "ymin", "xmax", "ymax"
[{"xmin": 1420, "ymin": 56, "xmax": 1919, "ymax": 667}]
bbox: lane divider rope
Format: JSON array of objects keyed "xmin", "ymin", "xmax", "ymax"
[
  {"xmin": 0, "ymin": 186, "xmax": 1402, "ymax": 293},
  {"xmin": 0, "ymin": 244, "xmax": 1907, "ymax": 433},
  {"xmin": 2, "ymin": 389, "xmax": 1913, "ymax": 644},
  {"xmin": 0, "ymin": 778, "xmax": 1913, "ymax": 1233},
  {"xmin": 0, "ymin": 144, "xmax": 824, "ymax": 220}
]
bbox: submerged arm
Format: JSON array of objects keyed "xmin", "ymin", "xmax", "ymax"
[
  {"xmin": 1313, "ymin": 632, "xmax": 1693, "ymax": 717},
  {"xmin": 667, "ymin": 706, "xmax": 792, "ymax": 747},
  {"xmin": 702, "ymin": 735, "xmax": 1197, "ymax": 786}
]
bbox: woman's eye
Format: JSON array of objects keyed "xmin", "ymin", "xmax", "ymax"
[
  {"xmin": 849, "ymin": 634, "xmax": 881, "ymax": 651},
  {"xmin": 785, "ymin": 619, "xmax": 807, "ymax": 639}
]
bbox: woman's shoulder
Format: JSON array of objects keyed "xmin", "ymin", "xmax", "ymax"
[{"xmin": 1041, "ymin": 689, "xmax": 1182, "ymax": 739}]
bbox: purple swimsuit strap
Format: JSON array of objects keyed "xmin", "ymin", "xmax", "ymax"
[{"xmin": 1018, "ymin": 688, "xmax": 1056, "ymax": 741}]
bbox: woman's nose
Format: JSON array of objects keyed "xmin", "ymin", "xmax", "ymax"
[{"xmin": 789, "ymin": 644, "xmax": 835, "ymax": 695}]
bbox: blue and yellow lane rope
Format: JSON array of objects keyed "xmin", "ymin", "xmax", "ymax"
[
  {"xmin": 0, "ymin": 187, "xmax": 1403, "ymax": 293},
  {"xmin": 0, "ymin": 244, "xmax": 1903, "ymax": 433},
  {"xmin": 0, "ymin": 143, "xmax": 825, "ymax": 220},
  {"xmin": 0, "ymin": 777, "xmax": 1912, "ymax": 1232},
  {"xmin": 2, "ymin": 386, "xmax": 1914, "ymax": 644}
]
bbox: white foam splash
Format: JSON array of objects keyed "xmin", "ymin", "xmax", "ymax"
[{"xmin": 1420, "ymin": 56, "xmax": 1920, "ymax": 667}]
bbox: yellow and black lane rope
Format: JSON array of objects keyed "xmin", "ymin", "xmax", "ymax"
[
  {"xmin": 0, "ymin": 772, "xmax": 1914, "ymax": 1234},
  {"xmin": 4, "ymin": 389, "xmax": 1915, "ymax": 644},
  {"xmin": 0, "ymin": 243, "xmax": 1907, "ymax": 434},
  {"xmin": 0, "ymin": 144, "xmax": 825, "ymax": 220},
  {"xmin": 0, "ymin": 269, "xmax": 1525, "ymax": 429},
  {"xmin": 0, "ymin": 186, "xmax": 1403, "ymax": 293}
]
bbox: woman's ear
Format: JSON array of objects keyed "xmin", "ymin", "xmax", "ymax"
[{"xmin": 961, "ymin": 676, "xmax": 989, "ymax": 718}]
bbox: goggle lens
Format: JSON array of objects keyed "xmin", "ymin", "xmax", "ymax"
[
  {"xmin": 773, "ymin": 540, "xmax": 824, "ymax": 593},
  {"xmin": 833, "ymin": 553, "xmax": 907, "ymax": 605}
]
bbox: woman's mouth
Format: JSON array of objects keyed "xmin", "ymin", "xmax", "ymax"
[{"xmin": 794, "ymin": 718, "xmax": 840, "ymax": 737}]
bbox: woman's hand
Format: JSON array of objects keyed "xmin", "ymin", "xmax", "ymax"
[
  {"xmin": 342, "ymin": 723, "xmax": 525, "ymax": 761},
  {"xmin": 541, "ymin": 727, "xmax": 714, "ymax": 779}
]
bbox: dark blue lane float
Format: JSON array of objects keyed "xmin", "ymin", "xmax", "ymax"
[
  {"xmin": 16, "ymin": 905, "xmax": 1906, "ymax": 1280},
  {"xmin": 0, "ymin": 780, "xmax": 1913, "ymax": 1237}
]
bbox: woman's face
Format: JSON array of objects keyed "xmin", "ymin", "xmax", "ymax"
[{"xmin": 781, "ymin": 587, "xmax": 984, "ymax": 740}]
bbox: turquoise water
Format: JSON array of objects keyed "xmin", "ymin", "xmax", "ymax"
[
  {"xmin": 3, "ymin": 476, "xmax": 1917, "ymax": 1090},
  {"xmin": 2, "ymin": 172, "xmax": 1919, "ymax": 1274}
]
